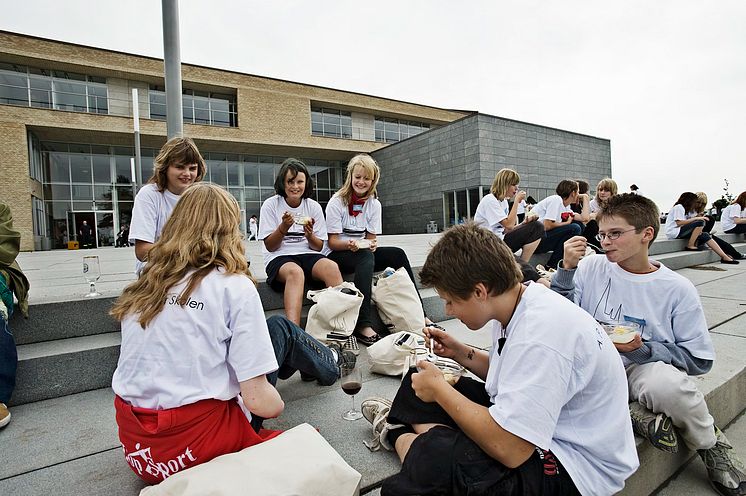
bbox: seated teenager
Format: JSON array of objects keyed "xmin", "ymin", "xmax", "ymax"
[
  {"xmin": 362, "ymin": 223, "xmax": 638, "ymax": 496},
  {"xmin": 111, "ymin": 183, "xmax": 353, "ymax": 484},
  {"xmin": 532, "ymin": 180, "xmax": 583, "ymax": 269},
  {"xmin": 664, "ymin": 192, "xmax": 738, "ymax": 264},
  {"xmin": 325, "ymin": 154, "xmax": 428, "ymax": 345},
  {"xmin": 721, "ymin": 191, "xmax": 746, "ymax": 236},
  {"xmin": 129, "ymin": 137, "xmax": 205, "ymax": 274},
  {"xmin": 551, "ymin": 193, "xmax": 746, "ymax": 496},
  {"xmin": 695, "ymin": 192, "xmax": 744, "ymax": 261},
  {"xmin": 474, "ymin": 168, "xmax": 544, "ymax": 262},
  {"xmin": 259, "ymin": 158, "xmax": 344, "ymax": 326}
]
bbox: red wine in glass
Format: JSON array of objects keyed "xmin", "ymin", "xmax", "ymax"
[{"xmin": 341, "ymin": 364, "xmax": 363, "ymax": 420}]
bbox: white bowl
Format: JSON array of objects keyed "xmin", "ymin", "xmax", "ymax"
[{"xmin": 601, "ymin": 322, "xmax": 641, "ymax": 344}]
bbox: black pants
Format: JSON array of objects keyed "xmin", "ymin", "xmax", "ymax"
[
  {"xmin": 382, "ymin": 371, "xmax": 580, "ymax": 496},
  {"xmin": 503, "ymin": 220, "xmax": 544, "ymax": 253},
  {"xmin": 328, "ymin": 247, "xmax": 422, "ymax": 330}
]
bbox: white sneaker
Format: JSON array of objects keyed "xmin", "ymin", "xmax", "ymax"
[{"xmin": 361, "ymin": 397, "xmax": 404, "ymax": 452}]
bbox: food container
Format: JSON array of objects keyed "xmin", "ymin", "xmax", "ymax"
[
  {"xmin": 600, "ymin": 322, "xmax": 641, "ymax": 344},
  {"xmin": 294, "ymin": 215, "xmax": 312, "ymax": 225},
  {"xmin": 355, "ymin": 239, "xmax": 371, "ymax": 249},
  {"xmin": 413, "ymin": 350, "xmax": 464, "ymax": 385}
]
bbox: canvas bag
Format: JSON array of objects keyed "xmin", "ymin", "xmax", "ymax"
[
  {"xmin": 139, "ymin": 423, "xmax": 361, "ymax": 496},
  {"xmin": 371, "ymin": 267, "xmax": 425, "ymax": 332},
  {"xmin": 368, "ymin": 331, "xmax": 427, "ymax": 377},
  {"xmin": 305, "ymin": 282, "xmax": 364, "ymax": 344}
]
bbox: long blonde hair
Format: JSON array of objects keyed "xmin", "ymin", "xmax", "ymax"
[
  {"xmin": 111, "ymin": 183, "xmax": 252, "ymax": 327},
  {"xmin": 490, "ymin": 168, "xmax": 520, "ymax": 200},
  {"xmin": 334, "ymin": 154, "xmax": 380, "ymax": 205}
]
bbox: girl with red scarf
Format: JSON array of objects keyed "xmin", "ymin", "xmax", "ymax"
[{"xmin": 324, "ymin": 154, "xmax": 429, "ymax": 345}]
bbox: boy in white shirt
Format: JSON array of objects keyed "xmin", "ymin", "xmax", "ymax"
[
  {"xmin": 532, "ymin": 180, "xmax": 586, "ymax": 269},
  {"xmin": 551, "ymin": 193, "xmax": 746, "ymax": 496},
  {"xmin": 363, "ymin": 223, "xmax": 638, "ymax": 496}
]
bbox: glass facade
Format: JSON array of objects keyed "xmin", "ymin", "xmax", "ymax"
[
  {"xmin": 311, "ymin": 107, "xmax": 352, "ymax": 138},
  {"xmin": 149, "ymin": 86, "xmax": 238, "ymax": 127},
  {"xmin": 375, "ymin": 117, "xmax": 430, "ymax": 143},
  {"xmin": 30, "ymin": 138, "xmax": 344, "ymax": 249},
  {"xmin": 0, "ymin": 63, "xmax": 108, "ymax": 114}
]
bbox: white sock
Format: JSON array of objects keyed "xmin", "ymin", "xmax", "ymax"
[{"xmin": 330, "ymin": 348, "xmax": 339, "ymax": 363}]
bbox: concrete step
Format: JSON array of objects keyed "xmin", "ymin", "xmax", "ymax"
[{"xmin": 1, "ymin": 314, "xmax": 743, "ymax": 496}]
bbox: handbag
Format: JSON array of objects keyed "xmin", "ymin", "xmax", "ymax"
[
  {"xmin": 368, "ymin": 331, "xmax": 426, "ymax": 377},
  {"xmin": 371, "ymin": 267, "xmax": 425, "ymax": 332},
  {"xmin": 139, "ymin": 423, "xmax": 361, "ymax": 496},
  {"xmin": 305, "ymin": 282, "xmax": 364, "ymax": 344}
]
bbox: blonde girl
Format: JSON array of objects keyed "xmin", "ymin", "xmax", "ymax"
[
  {"xmin": 473, "ymin": 168, "xmax": 545, "ymax": 262},
  {"xmin": 112, "ymin": 183, "xmax": 349, "ymax": 484},
  {"xmin": 324, "ymin": 154, "xmax": 426, "ymax": 345}
]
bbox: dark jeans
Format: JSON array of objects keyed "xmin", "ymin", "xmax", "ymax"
[
  {"xmin": 712, "ymin": 234, "xmax": 744, "ymax": 260},
  {"xmin": 328, "ymin": 246, "xmax": 422, "ymax": 330},
  {"xmin": 702, "ymin": 216, "xmax": 716, "ymax": 233},
  {"xmin": 503, "ymin": 220, "xmax": 544, "ymax": 253},
  {"xmin": 250, "ymin": 315, "xmax": 338, "ymax": 431},
  {"xmin": 0, "ymin": 312, "xmax": 17, "ymax": 404},
  {"xmin": 677, "ymin": 220, "xmax": 711, "ymax": 244},
  {"xmin": 581, "ymin": 219, "xmax": 603, "ymax": 252},
  {"xmin": 382, "ymin": 371, "xmax": 580, "ymax": 496},
  {"xmin": 536, "ymin": 223, "xmax": 582, "ymax": 269}
]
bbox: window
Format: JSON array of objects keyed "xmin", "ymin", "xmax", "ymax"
[
  {"xmin": 311, "ymin": 107, "xmax": 352, "ymax": 138},
  {"xmin": 375, "ymin": 117, "xmax": 431, "ymax": 143},
  {"xmin": 149, "ymin": 86, "xmax": 237, "ymax": 127},
  {"xmin": 0, "ymin": 64, "xmax": 108, "ymax": 114}
]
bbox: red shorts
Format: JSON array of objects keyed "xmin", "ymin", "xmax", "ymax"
[{"xmin": 115, "ymin": 395, "xmax": 282, "ymax": 484}]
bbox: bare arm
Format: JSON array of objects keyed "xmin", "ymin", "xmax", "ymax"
[
  {"xmin": 425, "ymin": 327, "xmax": 490, "ymax": 380},
  {"xmin": 576, "ymin": 194, "xmax": 591, "ymax": 223},
  {"xmin": 263, "ymin": 212, "xmax": 294, "ymax": 252},
  {"xmin": 501, "ymin": 191, "xmax": 526, "ymax": 232},
  {"xmin": 239, "ymin": 375, "xmax": 284, "ymax": 419},
  {"xmin": 134, "ymin": 240, "xmax": 154, "ymax": 262},
  {"xmin": 674, "ymin": 216, "xmax": 707, "ymax": 227}
]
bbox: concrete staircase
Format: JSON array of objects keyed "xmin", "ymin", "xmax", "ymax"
[{"xmin": 1, "ymin": 234, "xmax": 745, "ymax": 495}]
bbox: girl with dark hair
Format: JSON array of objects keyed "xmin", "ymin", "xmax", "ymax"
[
  {"xmin": 721, "ymin": 191, "xmax": 746, "ymax": 236},
  {"xmin": 664, "ymin": 192, "xmax": 739, "ymax": 264},
  {"xmin": 259, "ymin": 158, "xmax": 343, "ymax": 325}
]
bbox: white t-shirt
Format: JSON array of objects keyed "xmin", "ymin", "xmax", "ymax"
[
  {"xmin": 533, "ymin": 195, "xmax": 572, "ymax": 224},
  {"xmin": 259, "ymin": 195, "xmax": 328, "ymax": 266},
  {"xmin": 474, "ymin": 194, "xmax": 510, "ymax": 239},
  {"xmin": 112, "ymin": 269, "xmax": 278, "ymax": 411},
  {"xmin": 664, "ymin": 204, "xmax": 687, "ymax": 239},
  {"xmin": 571, "ymin": 254, "xmax": 714, "ymax": 366},
  {"xmin": 589, "ymin": 197, "xmax": 601, "ymax": 214},
  {"xmin": 129, "ymin": 183, "xmax": 181, "ymax": 273},
  {"xmin": 323, "ymin": 194, "xmax": 382, "ymax": 255},
  {"xmin": 485, "ymin": 283, "xmax": 638, "ymax": 496},
  {"xmin": 721, "ymin": 204, "xmax": 744, "ymax": 232}
]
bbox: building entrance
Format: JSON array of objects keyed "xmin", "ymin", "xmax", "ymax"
[{"xmin": 68, "ymin": 211, "xmax": 115, "ymax": 249}]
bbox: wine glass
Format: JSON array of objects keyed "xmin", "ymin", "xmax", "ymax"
[
  {"xmin": 340, "ymin": 363, "xmax": 363, "ymax": 421},
  {"xmin": 82, "ymin": 255, "xmax": 101, "ymax": 298}
]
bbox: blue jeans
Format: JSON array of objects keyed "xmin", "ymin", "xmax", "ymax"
[
  {"xmin": 0, "ymin": 313, "xmax": 17, "ymax": 404},
  {"xmin": 251, "ymin": 315, "xmax": 338, "ymax": 431},
  {"xmin": 536, "ymin": 223, "xmax": 582, "ymax": 269}
]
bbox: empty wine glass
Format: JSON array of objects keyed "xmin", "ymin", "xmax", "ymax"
[
  {"xmin": 340, "ymin": 363, "xmax": 363, "ymax": 421},
  {"xmin": 82, "ymin": 255, "xmax": 101, "ymax": 297}
]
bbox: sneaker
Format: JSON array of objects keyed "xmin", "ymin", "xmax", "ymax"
[
  {"xmin": 342, "ymin": 335, "xmax": 360, "ymax": 356},
  {"xmin": 361, "ymin": 397, "xmax": 403, "ymax": 452},
  {"xmin": 535, "ymin": 264, "xmax": 556, "ymax": 281},
  {"xmin": 628, "ymin": 401, "xmax": 679, "ymax": 453},
  {"xmin": 698, "ymin": 427, "xmax": 746, "ymax": 496},
  {"xmin": 0, "ymin": 403, "xmax": 10, "ymax": 428},
  {"xmin": 329, "ymin": 342, "xmax": 357, "ymax": 370}
]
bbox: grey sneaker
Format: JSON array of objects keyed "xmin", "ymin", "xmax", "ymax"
[
  {"xmin": 698, "ymin": 427, "xmax": 746, "ymax": 496},
  {"xmin": 629, "ymin": 401, "xmax": 679, "ymax": 453},
  {"xmin": 361, "ymin": 397, "xmax": 403, "ymax": 452},
  {"xmin": 329, "ymin": 342, "xmax": 357, "ymax": 370},
  {"xmin": 342, "ymin": 335, "xmax": 360, "ymax": 356}
]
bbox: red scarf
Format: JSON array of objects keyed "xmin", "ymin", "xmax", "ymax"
[{"xmin": 349, "ymin": 193, "xmax": 366, "ymax": 217}]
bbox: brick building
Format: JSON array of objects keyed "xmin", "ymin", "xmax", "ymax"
[{"xmin": 0, "ymin": 30, "xmax": 610, "ymax": 250}]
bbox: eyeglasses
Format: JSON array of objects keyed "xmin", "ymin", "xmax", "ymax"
[{"xmin": 596, "ymin": 228, "xmax": 638, "ymax": 242}]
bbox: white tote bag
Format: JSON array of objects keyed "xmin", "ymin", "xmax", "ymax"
[
  {"xmin": 139, "ymin": 423, "xmax": 361, "ymax": 496},
  {"xmin": 368, "ymin": 331, "xmax": 426, "ymax": 377},
  {"xmin": 305, "ymin": 282, "xmax": 364, "ymax": 344},
  {"xmin": 371, "ymin": 267, "xmax": 425, "ymax": 333}
]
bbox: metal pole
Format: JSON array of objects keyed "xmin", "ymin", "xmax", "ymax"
[
  {"xmin": 132, "ymin": 88, "xmax": 143, "ymax": 187},
  {"xmin": 162, "ymin": 0, "xmax": 183, "ymax": 138}
]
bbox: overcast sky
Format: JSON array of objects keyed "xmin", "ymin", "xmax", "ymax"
[{"xmin": 3, "ymin": 0, "xmax": 745, "ymax": 211}]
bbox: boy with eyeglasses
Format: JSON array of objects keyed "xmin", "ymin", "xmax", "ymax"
[{"xmin": 551, "ymin": 193, "xmax": 745, "ymax": 496}]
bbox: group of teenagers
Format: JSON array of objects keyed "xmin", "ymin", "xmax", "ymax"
[{"xmin": 107, "ymin": 136, "xmax": 745, "ymax": 495}]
